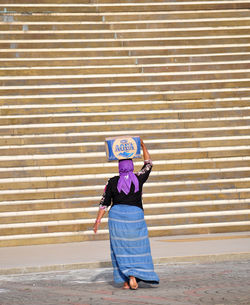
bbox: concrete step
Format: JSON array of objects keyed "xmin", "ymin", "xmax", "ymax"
[
  {"xmin": 1, "ymin": 106, "xmax": 250, "ymax": 125},
  {"xmin": 0, "ymin": 196, "xmax": 100, "ymax": 213},
  {"xmin": 1, "ymin": 44, "xmax": 249, "ymax": 59},
  {"xmin": 101, "ymin": 7, "xmax": 250, "ymax": 18},
  {"xmin": 1, "ymin": 153, "xmax": 250, "ymax": 180},
  {"xmin": 1, "ymin": 67, "xmax": 249, "ymax": 82},
  {"xmin": 1, "ymin": 114, "xmax": 250, "ymax": 135},
  {"xmin": 1, "ymin": 53, "xmax": 250, "ymax": 68},
  {"xmin": 0, "ymin": 210, "xmax": 249, "ymax": 237},
  {"xmin": 0, "ymin": 201, "xmax": 249, "ymax": 230},
  {"xmin": 0, "ymin": 176, "xmax": 249, "ymax": 201},
  {"xmin": 1, "ymin": 18, "xmax": 250, "ymax": 32},
  {"xmin": 1, "ymin": 89, "xmax": 250, "ymax": 106},
  {"xmin": 2, "ymin": 2, "xmax": 250, "ymax": 14},
  {"xmin": 1, "ymin": 9, "xmax": 249, "ymax": 23},
  {"xmin": 1, "ymin": 35, "xmax": 250, "ymax": 50},
  {"xmin": 1, "ymin": 220, "xmax": 249, "ymax": 247},
  {"xmin": 0, "ymin": 156, "xmax": 249, "ymax": 179},
  {"xmin": 0, "ymin": 167, "xmax": 250, "ymax": 191},
  {"xmin": 1, "ymin": 199, "xmax": 249, "ymax": 223},
  {"xmin": 1, "ymin": 79, "xmax": 249, "ymax": 96},
  {"xmin": 110, "ymin": 19, "xmax": 250, "ymax": 30},
  {"xmin": 1, "ymin": 63, "xmax": 249, "ymax": 78},
  {"xmin": 1, "ymin": 188, "xmax": 249, "ymax": 212},
  {"xmin": 1, "ymin": 136, "xmax": 250, "ymax": 157},
  {"xmin": 0, "ymin": 23, "xmax": 111, "ymax": 31},
  {"xmin": 0, "ymin": 221, "xmax": 249, "ymax": 247},
  {"xmin": 1, "ymin": 144, "xmax": 250, "ymax": 169},
  {"xmin": 3, "ymin": 0, "xmax": 245, "ymax": 4},
  {"xmin": 0, "ymin": 123, "xmax": 249, "ymax": 145},
  {"xmin": 2, "ymin": 28, "xmax": 250, "ymax": 40},
  {"xmin": 1, "ymin": 99, "xmax": 249, "ymax": 116}
]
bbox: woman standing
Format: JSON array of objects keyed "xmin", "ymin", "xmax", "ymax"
[{"xmin": 93, "ymin": 139, "xmax": 159, "ymax": 290}]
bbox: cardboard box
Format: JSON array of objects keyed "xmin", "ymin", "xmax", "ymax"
[{"xmin": 105, "ymin": 136, "xmax": 141, "ymax": 161}]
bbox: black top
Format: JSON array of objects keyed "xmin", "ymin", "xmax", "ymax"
[{"xmin": 99, "ymin": 160, "xmax": 153, "ymax": 210}]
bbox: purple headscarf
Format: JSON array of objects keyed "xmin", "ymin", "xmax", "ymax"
[{"xmin": 117, "ymin": 159, "xmax": 139, "ymax": 195}]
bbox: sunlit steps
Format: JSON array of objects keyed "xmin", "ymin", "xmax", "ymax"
[{"xmin": 0, "ymin": 0, "xmax": 249, "ymax": 246}]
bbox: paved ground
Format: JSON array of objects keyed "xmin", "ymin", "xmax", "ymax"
[
  {"xmin": 1, "ymin": 233, "xmax": 250, "ymax": 274},
  {"xmin": 0, "ymin": 261, "xmax": 249, "ymax": 305}
]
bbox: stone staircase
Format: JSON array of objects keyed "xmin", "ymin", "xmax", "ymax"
[{"xmin": 0, "ymin": 0, "xmax": 250, "ymax": 247}]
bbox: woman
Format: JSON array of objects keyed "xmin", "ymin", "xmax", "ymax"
[{"xmin": 93, "ymin": 139, "xmax": 159, "ymax": 290}]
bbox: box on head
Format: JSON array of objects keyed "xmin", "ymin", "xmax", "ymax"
[{"xmin": 105, "ymin": 136, "xmax": 141, "ymax": 161}]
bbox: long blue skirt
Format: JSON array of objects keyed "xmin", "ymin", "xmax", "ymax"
[{"xmin": 108, "ymin": 204, "xmax": 159, "ymax": 284}]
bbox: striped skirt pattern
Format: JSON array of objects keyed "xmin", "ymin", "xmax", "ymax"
[{"xmin": 108, "ymin": 204, "xmax": 159, "ymax": 284}]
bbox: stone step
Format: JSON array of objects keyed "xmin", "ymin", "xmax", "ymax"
[
  {"xmin": 1, "ymin": 44, "xmax": 249, "ymax": 59},
  {"xmin": 0, "ymin": 206, "xmax": 249, "ymax": 232},
  {"xmin": 2, "ymin": 9, "xmax": 249, "ymax": 23},
  {"xmin": 1, "ymin": 220, "xmax": 249, "ymax": 247},
  {"xmin": 1, "ymin": 99, "xmax": 249, "ymax": 116},
  {"xmin": 97, "ymin": 0, "xmax": 250, "ymax": 3},
  {"xmin": 1, "ymin": 157, "xmax": 250, "ymax": 181},
  {"xmin": 1, "ymin": 18, "xmax": 250, "ymax": 32},
  {"xmin": 1, "ymin": 79, "xmax": 249, "ymax": 96},
  {"xmin": 1, "ymin": 62, "xmax": 249, "ymax": 77},
  {"xmin": 1, "ymin": 35, "xmax": 250, "ymax": 50},
  {"xmin": 0, "ymin": 202, "xmax": 249, "ymax": 224},
  {"xmin": 0, "ymin": 127, "xmax": 249, "ymax": 150},
  {"xmin": 1, "ymin": 98, "xmax": 249, "ymax": 115},
  {"xmin": 0, "ymin": 162, "xmax": 249, "ymax": 190},
  {"xmin": 1, "ymin": 144, "xmax": 250, "ymax": 169},
  {"xmin": 104, "ymin": 10, "xmax": 250, "ymax": 22},
  {"xmin": 1, "ymin": 136, "xmax": 250, "ymax": 157},
  {"xmin": 0, "ymin": 176, "xmax": 249, "ymax": 201},
  {"xmin": 2, "ymin": 2, "xmax": 250, "ymax": 14},
  {"xmin": 0, "ymin": 197, "xmax": 249, "ymax": 217},
  {"xmin": 0, "ymin": 196, "xmax": 101, "ymax": 213},
  {"xmin": 2, "ymin": 117, "xmax": 250, "ymax": 138},
  {"xmin": 110, "ymin": 18, "xmax": 250, "ymax": 30},
  {"xmin": 149, "ymin": 221, "xmax": 250, "ymax": 238},
  {"xmin": 0, "ymin": 124, "xmax": 249, "ymax": 147},
  {"xmin": 1, "ymin": 66, "xmax": 249, "ymax": 82},
  {"xmin": 1, "ymin": 106, "xmax": 249, "ymax": 125},
  {"xmin": 1, "ymin": 86, "xmax": 249, "ymax": 105},
  {"xmin": 0, "ymin": 154, "xmax": 249, "ymax": 180},
  {"xmin": 0, "ymin": 209, "xmax": 249, "ymax": 238},
  {"xmin": 2, "ymin": 0, "xmax": 244, "ymax": 4},
  {"xmin": 1, "ymin": 188, "xmax": 249, "ymax": 213},
  {"xmin": 2, "ymin": 27, "xmax": 250, "ymax": 40},
  {"xmin": 0, "ymin": 155, "xmax": 249, "ymax": 178},
  {"xmin": 0, "ymin": 166, "xmax": 250, "ymax": 191},
  {"xmin": 1, "ymin": 53, "xmax": 250, "ymax": 68},
  {"xmin": 0, "ymin": 23, "xmax": 111, "ymax": 31},
  {"xmin": 0, "ymin": 14, "xmax": 103, "ymax": 23},
  {"xmin": 1, "ymin": 112, "xmax": 250, "ymax": 134}
]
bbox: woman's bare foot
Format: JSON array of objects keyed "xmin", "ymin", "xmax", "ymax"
[
  {"xmin": 129, "ymin": 276, "xmax": 138, "ymax": 290},
  {"xmin": 123, "ymin": 282, "xmax": 130, "ymax": 289}
]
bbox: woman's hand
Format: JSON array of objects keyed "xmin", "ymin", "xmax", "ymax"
[
  {"xmin": 93, "ymin": 208, "xmax": 106, "ymax": 234},
  {"xmin": 93, "ymin": 220, "xmax": 100, "ymax": 234},
  {"xmin": 140, "ymin": 137, "xmax": 151, "ymax": 161}
]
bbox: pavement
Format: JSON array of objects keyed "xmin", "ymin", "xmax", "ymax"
[
  {"xmin": 1, "ymin": 260, "xmax": 250, "ymax": 305},
  {"xmin": 0, "ymin": 232, "xmax": 250, "ymax": 305},
  {"xmin": 0, "ymin": 232, "xmax": 250, "ymax": 275}
]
